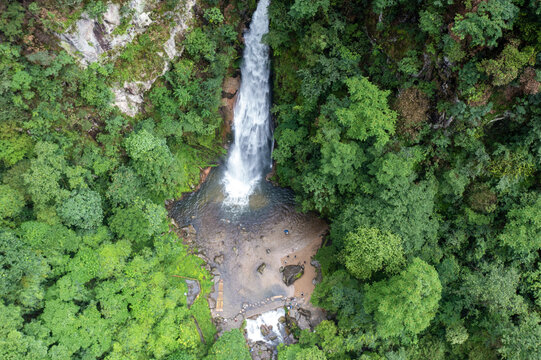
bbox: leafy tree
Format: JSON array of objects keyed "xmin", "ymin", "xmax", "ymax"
[
  {"xmin": 23, "ymin": 142, "xmax": 69, "ymax": 222},
  {"xmin": 0, "ymin": 184, "xmax": 25, "ymax": 221},
  {"xmin": 364, "ymin": 258, "xmax": 442, "ymax": 339},
  {"xmin": 452, "ymin": 0, "xmax": 519, "ymax": 48},
  {"xmin": 288, "ymin": 0, "xmax": 330, "ymax": 19},
  {"xmin": 58, "ymin": 189, "xmax": 103, "ymax": 230},
  {"xmin": 110, "ymin": 200, "xmax": 167, "ymax": 246},
  {"xmin": 336, "ymin": 76, "xmax": 397, "ymax": 149},
  {"xmin": 205, "ymin": 329, "xmax": 251, "ymax": 360},
  {"xmin": 0, "ymin": 302, "xmax": 48, "ymax": 359},
  {"xmin": 0, "ymin": 2, "xmax": 25, "ymax": 41},
  {"xmin": 341, "ymin": 227, "xmax": 405, "ymax": 280},
  {"xmin": 499, "ymin": 312, "xmax": 541, "ymax": 360},
  {"xmin": 124, "ymin": 129, "xmax": 181, "ymax": 198},
  {"xmin": 499, "ymin": 193, "xmax": 541, "ymax": 253},
  {"xmin": 0, "ymin": 230, "xmax": 47, "ymax": 309},
  {"xmin": 480, "ymin": 41, "xmax": 536, "ymax": 86},
  {"xmin": 460, "ymin": 262, "xmax": 525, "ymax": 316},
  {"xmin": 311, "ymin": 270, "xmax": 368, "ymax": 332},
  {"xmin": 278, "ymin": 344, "xmax": 327, "ymax": 360}
]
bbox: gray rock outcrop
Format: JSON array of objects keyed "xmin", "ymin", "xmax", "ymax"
[
  {"xmin": 57, "ymin": 0, "xmax": 196, "ymax": 117},
  {"xmin": 282, "ymin": 265, "xmax": 304, "ymax": 286}
]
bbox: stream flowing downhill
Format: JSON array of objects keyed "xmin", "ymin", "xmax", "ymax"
[{"xmin": 223, "ymin": 0, "xmax": 273, "ymax": 206}]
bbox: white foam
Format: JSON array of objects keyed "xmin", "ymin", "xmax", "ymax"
[
  {"xmin": 245, "ymin": 308, "xmax": 286, "ymax": 345},
  {"xmin": 223, "ymin": 0, "xmax": 273, "ymax": 206}
]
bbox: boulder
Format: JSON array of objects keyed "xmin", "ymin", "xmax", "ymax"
[
  {"xmin": 282, "ymin": 265, "xmax": 304, "ymax": 286},
  {"xmin": 214, "ymin": 254, "xmax": 224, "ymax": 265},
  {"xmin": 257, "ymin": 263, "xmax": 266, "ymax": 274},
  {"xmin": 220, "ymin": 75, "xmax": 241, "ymax": 136},
  {"xmin": 182, "ymin": 224, "xmax": 197, "ymax": 236},
  {"xmin": 185, "ymin": 279, "xmax": 200, "ymax": 307}
]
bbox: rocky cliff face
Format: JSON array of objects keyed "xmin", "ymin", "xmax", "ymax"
[{"xmin": 57, "ymin": 0, "xmax": 196, "ymax": 116}]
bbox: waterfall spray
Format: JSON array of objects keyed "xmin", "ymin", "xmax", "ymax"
[{"xmin": 223, "ymin": 0, "xmax": 272, "ymax": 206}]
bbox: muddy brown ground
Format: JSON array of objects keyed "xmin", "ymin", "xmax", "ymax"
[{"xmin": 205, "ymin": 214, "xmax": 327, "ymax": 322}]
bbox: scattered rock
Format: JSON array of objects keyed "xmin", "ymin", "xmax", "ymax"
[
  {"xmin": 214, "ymin": 254, "xmax": 224, "ymax": 265},
  {"xmin": 298, "ymin": 308, "xmax": 312, "ymax": 319},
  {"xmin": 220, "ymin": 75, "xmax": 241, "ymax": 137},
  {"xmin": 311, "ymin": 259, "xmax": 323, "ymax": 285},
  {"xmin": 260, "ymin": 325, "xmax": 269, "ymax": 336},
  {"xmin": 296, "ymin": 314, "xmax": 311, "ymax": 330},
  {"xmin": 257, "ymin": 263, "xmax": 266, "ymax": 274},
  {"xmin": 282, "ymin": 265, "xmax": 304, "ymax": 286},
  {"xmin": 181, "ymin": 224, "xmax": 197, "ymax": 237},
  {"xmin": 185, "ymin": 279, "xmax": 200, "ymax": 307}
]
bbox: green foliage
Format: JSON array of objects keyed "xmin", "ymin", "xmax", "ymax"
[
  {"xmin": 205, "ymin": 329, "xmax": 251, "ymax": 360},
  {"xmin": 204, "ymin": 8, "xmax": 225, "ymax": 24},
  {"xmin": 85, "ymin": 1, "xmax": 107, "ymax": 22},
  {"xmin": 110, "ymin": 200, "xmax": 168, "ymax": 246},
  {"xmin": 185, "ymin": 28, "xmax": 217, "ymax": 62},
  {"xmin": 0, "ymin": 2, "xmax": 25, "ymax": 41},
  {"xmin": 480, "ymin": 41, "xmax": 536, "ymax": 86},
  {"xmin": 364, "ymin": 258, "xmax": 442, "ymax": 339},
  {"xmin": 124, "ymin": 129, "xmax": 182, "ymax": 199},
  {"xmin": 0, "ymin": 185, "xmax": 25, "ymax": 221},
  {"xmin": 419, "ymin": 9, "xmax": 443, "ymax": 39},
  {"xmin": 288, "ymin": 0, "xmax": 330, "ymax": 19},
  {"xmin": 278, "ymin": 344, "xmax": 327, "ymax": 360},
  {"xmin": 341, "ymin": 227, "xmax": 405, "ymax": 280},
  {"xmin": 452, "ymin": 0, "xmax": 519, "ymax": 48},
  {"xmin": 499, "ymin": 193, "xmax": 541, "ymax": 253},
  {"xmin": 58, "ymin": 189, "xmax": 103, "ymax": 230},
  {"xmin": 499, "ymin": 312, "xmax": 541, "ymax": 360},
  {"xmin": 336, "ymin": 76, "xmax": 397, "ymax": 149}
]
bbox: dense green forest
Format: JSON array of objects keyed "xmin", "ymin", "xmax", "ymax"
[
  {"xmin": 0, "ymin": 0, "xmax": 253, "ymax": 358},
  {"xmin": 1, "ymin": 0, "xmax": 540, "ymax": 359},
  {"xmin": 267, "ymin": 0, "xmax": 541, "ymax": 359}
]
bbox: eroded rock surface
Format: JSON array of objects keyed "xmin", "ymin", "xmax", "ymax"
[
  {"xmin": 282, "ymin": 265, "xmax": 304, "ymax": 286},
  {"xmin": 57, "ymin": 0, "xmax": 196, "ymax": 116}
]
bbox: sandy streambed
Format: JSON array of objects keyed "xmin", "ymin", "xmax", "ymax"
[{"xmin": 170, "ymin": 169, "xmax": 328, "ymax": 333}]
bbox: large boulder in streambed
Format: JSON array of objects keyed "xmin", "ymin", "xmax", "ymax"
[{"xmin": 282, "ymin": 265, "xmax": 304, "ymax": 286}]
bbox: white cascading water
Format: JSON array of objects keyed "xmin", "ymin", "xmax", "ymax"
[
  {"xmin": 245, "ymin": 308, "xmax": 287, "ymax": 345},
  {"xmin": 223, "ymin": 0, "xmax": 273, "ymax": 206}
]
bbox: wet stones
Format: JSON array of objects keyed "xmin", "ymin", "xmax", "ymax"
[
  {"xmin": 250, "ymin": 341, "xmax": 273, "ymax": 360},
  {"xmin": 181, "ymin": 224, "xmax": 197, "ymax": 237},
  {"xmin": 185, "ymin": 279, "xmax": 200, "ymax": 307},
  {"xmin": 260, "ymin": 324, "xmax": 270, "ymax": 337},
  {"xmin": 282, "ymin": 265, "xmax": 304, "ymax": 286},
  {"xmin": 257, "ymin": 263, "xmax": 266, "ymax": 274},
  {"xmin": 208, "ymin": 297, "xmax": 216, "ymax": 309},
  {"xmin": 214, "ymin": 254, "xmax": 224, "ymax": 265}
]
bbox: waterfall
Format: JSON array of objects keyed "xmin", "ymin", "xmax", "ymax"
[{"xmin": 223, "ymin": 0, "xmax": 272, "ymax": 206}]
